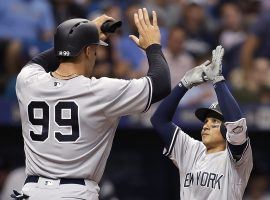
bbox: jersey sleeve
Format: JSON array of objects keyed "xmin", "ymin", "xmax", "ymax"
[
  {"xmin": 16, "ymin": 63, "xmax": 46, "ymax": 95},
  {"xmin": 164, "ymin": 125, "xmax": 205, "ymax": 171},
  {"xmin": 18, "ymin": 63, "xmax": 46, "ymax": 80},
  {"xmin": 228, "ymin": 139, "xmax": 253, "ymax": 188},
  {"xmin": 96, "ymin": 76, "xmax": 152, "ymax": 117},
  {"xmin": 225, "ymin": 118, "xmax": 253, "ymax": 166}
]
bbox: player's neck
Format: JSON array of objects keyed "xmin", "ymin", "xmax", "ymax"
[
  {"xmin": 206, "ymin": 145, "xmax": 226, "ymax": 154},
  {"xmin": 56, "ymin": 62, "xmax": 90, "ymax": 77}
]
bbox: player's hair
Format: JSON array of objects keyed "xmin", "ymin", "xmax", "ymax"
[{"xmin": 59, "ymin": 57, "xmax": 77, "ymax": 63}]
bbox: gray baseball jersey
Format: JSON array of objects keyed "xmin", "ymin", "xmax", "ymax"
[
  {"xmin": 16, "ymin": 63, "xmax": 152, "ymax": 184},
  {"xmin": 164, "ymin": 118, "xmax": 252, "ymax": 200}
]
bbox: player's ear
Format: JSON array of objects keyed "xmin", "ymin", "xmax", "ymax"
[
  {"xmin": 220, "ymin": 123, "xmax": 227, "ymax": 139},
  {"xmin": 85, "ymin": 46, "xmax": 91, "ymax": 57},
  {"xmin": 85, "ymin": 45, "xmax": 97, "ymax": 58}
]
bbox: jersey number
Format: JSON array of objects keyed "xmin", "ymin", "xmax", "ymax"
[{"xmin": 28, "ymin": 101, "xmax": 79, "ymax": 142}]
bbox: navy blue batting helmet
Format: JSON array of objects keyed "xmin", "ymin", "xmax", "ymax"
[
  {"xmin": 195, "ymin": 102, "xmax": 227, "ymax": 138},
  {"xmin": 54, "ymin": 18, "xmax": 108, "ymax": 57},
  {"xmin": 195, "ymin": 102, "xmax": 224, "ymax": 122}
]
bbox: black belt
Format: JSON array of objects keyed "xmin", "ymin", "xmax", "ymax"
[{"xmin": 24, "ymin": 175, "xmax": 85, "ymax": 186}]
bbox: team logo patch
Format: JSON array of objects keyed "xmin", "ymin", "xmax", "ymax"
[
  {"xmin": 232, "ymin": 126, "xmax": 243, "ymax": 134},
  {"xmin": 45, "ymin": 180, "xmax": 53, "ymax": 186},
  {"xmin": 209, "ymin": 102, "xmax": 218, "ymax": 109},
  {"xmin": 54, "ymin": 81, "xmax": 62, "ymax": 88}
]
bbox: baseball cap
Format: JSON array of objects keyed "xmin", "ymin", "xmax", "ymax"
[{"xmin": 195, "ymin": 102, "xmax": 224, "ymax": 122}]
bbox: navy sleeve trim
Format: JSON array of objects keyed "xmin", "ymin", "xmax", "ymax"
[
  {"xmin": 146, "ymin": 44, "xmax": 171, "ymax": 103},
  {"xmin": 29, "ymin": 48, "xmax": 59, "ymax": 72},
  {"xmin": 214, "ymin": 81, "xmax": 242, "ymax": 122},
  {"xmin": 143, "ymin": 76, "xmax": 153, "ymax": 112},
  {"xmin": 228, "ymin": 138, "xmax": 250, "ymax": 163},
  {"xmin": 164, "ymin": 127, "xmax": 180, "ymax": 157}
]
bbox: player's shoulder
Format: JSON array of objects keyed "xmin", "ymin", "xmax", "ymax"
[
  {"xmin": 16, "ymin": 62, "xmax": 46, "ymax": 86},
  {"xmin": 93, "ymin": 76, "xmax": 128, "ymax": 84},
  {"xmin": 174, "ymin": 126, "xmax": 205, "ymax": 149},
  {"xmin": 91, "ymin": 76, "xmax": 147, "ymax": 89},
  {"xmin": 18, "ymin": 62, "xmax": 45, "ymax": 78}
]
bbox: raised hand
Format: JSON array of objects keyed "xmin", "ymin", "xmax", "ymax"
[
  {"xmin": 203, "ymin": 45, "xmax": 225, "ymax": 84},
  {"xmin": 181, "ymin": 60, "xmax": 211, "ymax": 89},
  {"xmin": 92, "ymin": 14, "xmax": 115, "ymax": 41},
  {"xmin": 129, "ymin": 8, "xmax": 161, "ymax": 50}
]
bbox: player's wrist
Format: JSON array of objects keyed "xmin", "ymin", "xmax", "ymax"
[
  {"xmin": 212, "ymin": 75, "xmax": 225, "ymax": 85},
  {"xmin": 179, "ymin": 80, "xmax": 190, "ymax": 90},
  {"xmin": 145, "ymin": 43, "xmax": 162, "ymax": 53}
]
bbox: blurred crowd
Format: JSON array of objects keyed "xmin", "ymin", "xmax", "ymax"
[
  {"xmin": 1, "ymin": 0, "xmax": 270, "ymax": 199},
  {"xmin": 1, "ymin": 0, "xmax": 270, "ymax": 106}
]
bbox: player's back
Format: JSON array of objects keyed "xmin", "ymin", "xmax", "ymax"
[{"xmin": 16, "ymin": 63, "xmax": 146, "ymax": 183}]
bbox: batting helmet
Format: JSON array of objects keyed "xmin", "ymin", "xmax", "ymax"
[
  {"xmin": 195, "ymin": 102, "xmax": 224, "ymax": 122},
  {"xmin": 195, "ymin": 102, "xmax": 227, "ymax": 138},
  {"xmin": 54, "ymin": 18, "xmax": 108, "ymax": 57}
]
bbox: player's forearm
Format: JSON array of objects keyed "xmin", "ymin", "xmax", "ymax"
[
  {"xmin": 215, "ymin": 81, "xmax": 248, "ymax": 160},
  {"xmin": 214, "ymin": 81, "xmax": 242, "ymax": 122},
  {"xmin": 151, "ymin": 83, "xmax": 187, "ymax": 145},
  {"xmin": 151, "ymin": 83, "xmax": 187, "ymax": 127},
  {"xmin": 145, "ymin": 44, "xmax": 171, "ymax": 103},
  {"xmin": 29, "ymin": 48, "xmax": 59, "ymax": 72},
  {"xmin": 228, "ymin": 140, "xmax": 248, "ymax": 161}
]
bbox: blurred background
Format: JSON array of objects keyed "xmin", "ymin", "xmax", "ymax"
[{"xmin": 0, "ymin": 0, "xmax": 270, "ymax": 199}]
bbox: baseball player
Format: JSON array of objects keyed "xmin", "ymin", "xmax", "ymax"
[
  {"xmin": 151, "ymin": 46, "xmax": 253, "ymax": 200},
  {"xmin": 13, "ymin": 8, "xmax": 171, "ymax": 200}
]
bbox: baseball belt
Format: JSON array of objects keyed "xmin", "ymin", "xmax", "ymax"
[{"xmin": 24, "ymin": 175, "xmax": 86, "ymax": 185}]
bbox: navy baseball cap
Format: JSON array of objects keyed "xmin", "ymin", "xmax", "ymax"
[{"xmin": 195, "ymin": 102, "xmax": 224, "ymax": 122}]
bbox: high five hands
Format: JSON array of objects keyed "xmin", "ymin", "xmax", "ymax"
[
  {"xmin": 203, "ymin": 45, "xmax": 225, "ymax": 84},
  {"xmin": 129, "ymin": 8, "xmax": 161, "ymax": 50},
  {"xmin": 181, "ymin": 45, "xmax": 225, "ymax": 89}
]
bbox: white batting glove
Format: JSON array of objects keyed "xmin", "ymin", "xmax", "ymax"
[
  {"xmin": 180, "ymin": 60, "xmax": 211, "ymax": 89},
  {"xmin": 203, "ymin": 45, "xmax": 225, "ymax": 84}
]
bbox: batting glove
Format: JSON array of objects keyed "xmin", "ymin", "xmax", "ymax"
[
  {"xmin": 203, "ymin": 45, "xmax": 225, "ymax": 84},
  {"xmin": 180, "ymin": 60, "xmax": 210, "ymax": 89}
]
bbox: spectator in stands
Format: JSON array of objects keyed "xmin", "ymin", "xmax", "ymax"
[
  {"xmin": 259, "ymin": 85, "xmax": 270, "ymax": 105},
  {"xmin": 241, "ymin": 4, "xmax": 270, "ymax": 79},
  {"xmin": 244, "ymin": 167, "xmax": 270, "ymax": 200},
  {"xmin": 238, "ymin": 0, "xmax": 260, "ymax": 27},
  {"xmin": 103, "ymin": 3, "xmax": 122, "ymax": 22},
  {"xmin": 218, "ymin": 2, "xmax": 246, "ymax": 78},
  {"xmin": 144, "ymin": 0, "xmax": 181, "ymax": 27},
  {"xmin": 102, "ymin": 3, "xmax": 125, "ymax": 74},
  {"xmin": 0, "ymin": 0, "xmax": 54, "ymax": 94},
  {"xmin": 112, "ymin": 60, "xmax": 135, "ymax": 79},
  {"xmin": 181, "ymin": 2, "xmax": 215, "ymax": 61},
  {"xmin": 0, "ymin": 0, "xmax": 55, "ymax": 42},
  {"xmin": 50, "ymin": 0, "xmax": 87, "ymax": 25},
  {"xmin": 116, "ymin": 3, "xmax": 145, "ymax": 73},
  {"xmin": 140, "ymin": 26, "xmax": 195, "ymax": 87},
  {"xmin": 0, "ymin": 40, "xmax": 22, "ymax": 98},
  {"xmin": 163, "ymin": 26, "xmax": 194, "ymax": 87},
  {"xmin": 232, "ymin": 58, "xmax": 270, "ymax": 104},
  {"xmin": 93, "ymin": 46, "xmax": 112, "ymax": 78}
]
